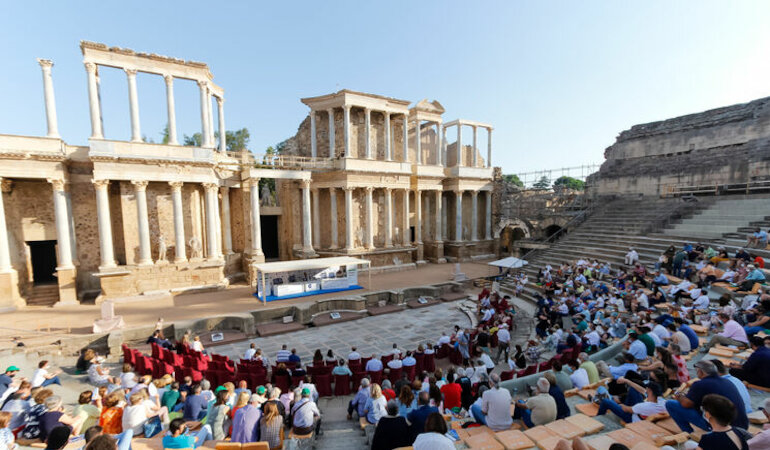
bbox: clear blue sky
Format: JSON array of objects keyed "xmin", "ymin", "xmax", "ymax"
[{"xmin": 2, "ymin": 1, "xmax": 769, "ymax": 173}]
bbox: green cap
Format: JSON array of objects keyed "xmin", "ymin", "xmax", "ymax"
[
  {"xmin": 256, "ymin": 386, "xmax": 266, "ymax": 395},
  {"xmin": 215, "ymin": 386, "xmax": 227, "ymax": 393},
  {"xmin": 5, "ymin": 366, "xmax": 19, "ymax": 372},
  {"xmin": 301, "ymin": 387, "xmax": 311, "ymax": 396}
]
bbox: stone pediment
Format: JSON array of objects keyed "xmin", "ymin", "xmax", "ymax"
[{"xmin": 413, "ymin": 99, "xmax": 445, "ymax": 114}]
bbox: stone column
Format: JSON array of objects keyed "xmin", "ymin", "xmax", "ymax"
[
  {"xmin": 364, "ymin": 108, "xmax": 372, "ymax": 159},
  {"xmin": 249, "ymin": 180, "xmax": 263, "ymax": 257},
  {"xmin": 327, "ymin": 108, "xmax": 335, "ymax": 157},
  {"xmin": 485, "ymin": 190, "xmax": 492, "ymax": 240},
  {"xmin": 329, "ymin": 187, "xmax": 338, "ymax": 248},
  {"xmin": 402, "ymin": 189, "xmax": 410, "ymax": 246},
  {"xmin": 132, "ymin": 180, "xmax": 152, "ymax": 265},
  {"xmin": 471, "ymin": 190, "xmax": 479, "ymax": 241},
  {"xmin": 301, "ymin": 180, "xmax": 314, "ymax": 254},
  {"xmin": 424, "ymin": 193, "xmax": 431, "ymax": 239},
  {"xmin": 93, "ymin": 180, "xmax": 116, "ymax": 268},
  {"xmin": 435, "ymin": 190, "xmax": 442, "ymax": 242},
  {"xmin": 217, "ymin": 97, "xmax": 226, "ymax": 152},
  {"xmin": 198, "ymin": 81, "xmax": 211, "ymax": 147},
  {"xmin": 125, "ymin": 69, "xmax": 141, "ymax": 143},
  {"xmin": 220, "ymin": 186, "xmax": 232, "ymax": 254},
  {"xmin": 65, "ymin": 191, "xmax": 77, "ymax": 264},
  {"xmin": 0, "ymin": 179, "xmax": 11, "ymax": 271},
  {"xmin": 343, "ymin": 105, "xmax": 351, "ymax": 158},
  {"xmin": 37, "ymin": 59, "xmax": 59, "ymax": 138},
  {"xmin": 442, "ymin": 196, "xmax": 448, "ymax": 240},
  {"xmin": 457, "ymin": 125, "xmax": 463, "ymax": 167},
  {"xmin": 487, "ymin": 128, "xmax": 493, "ymax": 168},
  {"xmin": 435, "ymin": 123, "xmax": 442, "ymax": 165},
  {"xmin": 442, "ymin": 127, "xmax": 448, "ymax": 167},
  {"xmin": 364, "ymin": 187, "xmax": 374, "ymax": 249},
  {"xmin": 344, "ymin": 187, "xmax": 354, "ymax": 251},
  {"xmin": 402, "ymin": 116, "xmax": 409, "ymax": 161},
  {"xmin": 203, "ymin": 183, "xmax": 220, "ymax": 260},
  {"xmin": 309, "ymin": 110, "xmax": 317, "ymax": 158},
  {"xmin": 384, "ymin": 188, "xmax": 393, "ymax": 247},
  {"xmin": 384, "ymin": 112, "xmax": 392, "ymax": 161},
  {"xmin": 85, "ymin": 63, "xmax": 103, "ymax": 139},
  {"xmin": 311, "ymin": 188, "xmax": 320, "ymax": 248},
  {"xmin": 48, "ymin": 179, "xmax": 73, "ymax": 269},
  {"xmin": 455, "ymin": 190, "xmax": 463, "ymax": 241},
  {"xmin": 164, "ymin": 75, "xmax": 178, "ymax": 145},
  {"xmin": 472, "ymin": 125, "xmax": 478, "ymax": 167},
  {"xmin": 169, "ymin": 182, "xmax": 186, "ymax": 262},
  {"xmin": 414, "ymin": 189, "xmax": 422, "ymax": 244},
  {"xmin": 415, "ymin": 120, "xmax": 422, "ymax": 164}
]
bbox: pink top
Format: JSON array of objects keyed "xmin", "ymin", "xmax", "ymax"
[{"xmin": 720, "ymin": 319, "xmax": 749, "ymax": 344}]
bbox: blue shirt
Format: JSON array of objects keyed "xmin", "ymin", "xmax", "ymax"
[
  {"xmin": 162, "ymin": 434, "xmax": 196, "ymax": 449},
  {"xmin": 351, "ymin": 388, "xmax": 370, "ymax": 417},
  {"xmin": 746, "ymin": 269, "xmax": 766, "ymax": 282},
  {"xmin": 687, "ymin": 375, "xmax": 748, "ymax": 429},
  {"xmin": 679, "ymin": 325, "xmax": 700, "ymax": 351},
  {"xmin": 653, "ymin": 274, "xmax": 668, "ymax": 285},
  {"xmin": 609, "ymin": 363, "xmax": 638, "ymax": 379},
  {"xmin": 183, "ymin": 394, "xmax": 208, "ymax": 421},
  {"xmin": 723, "ymin": 375, "xmax": 752, "ymax": 414},
  {"xmin": 407, "ymin": 405, "xmax": 438, "ymax": 438},
  {"xmin": 628, "ymin": 340, "xmax": 647, "ymax": 361},
  {"xmin": 549, "ymin": 386, "xmax": 570, "ymax": 419}
]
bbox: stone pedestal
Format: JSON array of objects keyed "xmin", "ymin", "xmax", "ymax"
[
  {"xmin": 430, "ymin": 241, "xmax": 446, "ymax": 264},
  {"xmin": 444, "ymin": 242, "xmax": 468, "ymax": 262},
  {"xmin": 54, "ymin": 267, "xmax": 78, "ymax": 306},
  {"xmin": 0, "ymin": 270, "xmax": 24, "ymax": 311},
  {"xmin": 415, "ymin": 243, "xmax": 426, "ymax": 265}
]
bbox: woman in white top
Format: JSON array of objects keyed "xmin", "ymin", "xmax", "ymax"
[
  {"xmin": 413, "ymin": 411, "xmax": 455, "ymax": 450},
  {"xmin": 119, "ymin": 364, "xmax": 137, "ymax": 390},
  {"xmin": 192, "ymin": 336, "xmax": 205, "ymax": 353},
  {"xmin": 363, "ymin": 384, "xmax": 388, "ymax": 424},
  {"xmin": 121, "ymin": 392, "xmax": 168, "ymax": 435},
  {"xmin": 87, "ymin": 357, "xmax": 117, "ymax": 386},
  {"xmin": 31, "ymin": 360, "xmax": 62, "ymax": 388}
]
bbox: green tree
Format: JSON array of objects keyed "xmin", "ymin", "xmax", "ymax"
[
  {"xmin": 182, "ymin": 132, "xmax": 202, "ymax": 147},
  {"xmin": 532, "ymin": 176, "xmax": 551, "ymax": 190},
  {"xmin": 553, "ymin": 176, "xmax": 585, "ymax": 190},
  {"xmin": 503, "ymin": 174, "xmax": 524, "ymax": 187},
  {"xmin": 180, "ymin": 127, "xmax": 250, "ymax": 153}
]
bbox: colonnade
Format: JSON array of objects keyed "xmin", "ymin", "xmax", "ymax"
[
  {"xmin": 443, "ymin": 122, "xmax": 494, "ymax": 168},
  {"xmin": 309, "ymin": 107, "xmax": 408, "ymax": 160}
]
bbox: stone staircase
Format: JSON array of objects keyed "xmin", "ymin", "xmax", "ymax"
[
  {"xmin": 662, "ymin": 195, "xmax": 770, "ymax": 240},
  {"xmin": 25, "ymin": 283, "xmax": 60, "ymax": 307}
]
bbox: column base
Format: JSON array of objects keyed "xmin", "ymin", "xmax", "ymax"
[
  {"xmin": 0, "ymin": 269, "xmax": 24, "ymax": 310},
  {"xmin": 54, "ymin": 267, "xmax": 78, "ymax": 306},
  {"xmin": 295, "ymin": 248, "xmax": 319, "ymax": 259},
  {"xmin": 137, "ymin": 260, "xmax": 154, "ymax": 267}
]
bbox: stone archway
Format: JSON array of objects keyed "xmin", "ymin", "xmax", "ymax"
[
  {"xmin": 495, "ymin": 218, "xmax": 532, "ymax": 256},
  {"xmin": 494, "ymin": 218, "xmax": 531, "ymax": 239}
]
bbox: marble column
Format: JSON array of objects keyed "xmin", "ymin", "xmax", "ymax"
[
  {"xmin": 311, "ymin": 188, "xmax": 320, "ymax": 248},
  {"xmin": 415, "ymin": 120, "xmax": 422, "ymax": 164},
  {"xmin": 327, "ymin": 108, "xmax": 335, "ymax": 157},
  {"xmin": 85, "ymin": 63, "xmax": 103, "ymax": 139},
  {"xmin": 169, "ymin": 182, "xmax": 186, "ymax": 262},
  {"xmin": 424, "ymin": 193, "xmax": 431, "ymax": 239},
  {"xmin": 301, "ymin": 180, "xmax": 313, "ymax": 253},
  {"xmin": 455, "ymin": 190, "xmax": 463, "ymax": 241},
  {"xmin": 402, "ymin": 116, "xmax": 409, "ymax": 161},
  {"xmin": 37, "ymin": 59, "xmax": 59, "ymax": 138},
  {"xmin": 384, "ymin": 112, "xmax": 392, "ymax": 161},
  {"xmin": 344, "ymin": 187, "xmax": 354, "ymax": 251},
  {"xmin": 485, "ymin": 190, "xmax": 492, "ymax": 240},
  {"xmin": 65, "ymin": 192, "xmax": 77, "ymax": 264},
  {"xmin": 384, "ymin": 188, "xmax": 392, "ymax": 247},
  {"xmin": 364, "ymin": 187, "xmax": 374, "ymax": 249},
  {"xmin": 434, "ymin": 190, "xmax": 442, "ymax": 242},
  {"xmin": 164, "ymin": 75, "xmax": 178, "ymax": 145},
  {"xmin": 48, "ymin": 179, "xmax": 72, "ymax": 269},
  {"xmin": 442, "ymin": 127, "xmax": 448, "ymax": 167},
  {"xmin": 125, "ymin": 69, "xmax": 141, "ymax": 143},
  {"xmin": 220, "ymin": 186, "xmax": 232, "ymax": 254},
  {"xmin": 198, "ymin": 81, "xmax": 211, "ymax": 147},
  {"xmin": 472, "ymin": 125, "xmax": 478, "ymax": 167},
  {"xmin": 487, "ymin": 128, "xmax": 493, "ymax": 168},
  {"xmin": 471, "ymin": 190, "xmax": 479, "ymax": 241},
  {"xmin": 442, "ymin": 196, "xmax": 448, "ymax": 241},
  {"xmin": 364, "ymin": 108, "xmax": 372, "ymax": 159},
  {"xmin": 93, "ymin": 180, "xmax": 116, "ymax": 268},
  {"xmin": 343, "ymin": 105, "xmax": 351, "ymax": 158},
  {"xmin": 249, "ymin": 180, "xmax": 263, "ymax": 257},
  {"xmin": 309, "ymin": 110, "xmax": 317, "ymax": 158},
  {"xmin": 414, "ymin": 189, "xmax": 422, "ymax": 244},
  {"xmin": 217, "ymin": 97, "xmax": 226, "ymax": 153},
  {"xmin": 329, "ymin": 187, "xmax": 338, "ymax": 249},
  {"xmin": 131, "ymin": 180, "xmax": 152, "ymax": 265},
  {"xmin": 457, "ymin": 125, "xmax": 463, "ymax": 167},
  {"xmin": 203, "ymin": 183, "xmax": 220, "ymax": 260},
  {"xmin": 435, "ymin": 123, "xmax": 442, "ymax": 165},
  {"xmin": 402, "ymin": 189, "xmax": 410, "ymax": 246},
  {"xmin": 0, "ymin": 179, "xmax": 11, "ymax": 271}
]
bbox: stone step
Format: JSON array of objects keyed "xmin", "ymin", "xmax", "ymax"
[{"xmin": 26, "ymin": 284, "xmax": 60, "ymax": 307}]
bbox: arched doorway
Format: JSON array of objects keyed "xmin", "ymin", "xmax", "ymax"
[
  {"xmin": 500, "ymin": 226, "xmax": 528, "ymax": 256},
  {"xmin": 544, "ymin": 224, "xmax": 563, "ymax": 240}
]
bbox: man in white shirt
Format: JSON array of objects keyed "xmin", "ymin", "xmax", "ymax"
[
  {"xmin": 386, "ymin": 358, "xmax": 403, "ymax": 370},
  {"xmin": 692, "ymin": 290, "xmax": 710, "ymax": 310},
  {"xmin": 625, "ymin": 248, "xmax": 639, "ymax": 266},
  {"xmin": 275, "ymin": 345, "xmax": 291, "ymax": 362},
  {"xmin": 652, "ymin": 323, "xmax": 671, "ymax": 341},
  {"xmin": 584, "ymin": 327, "xmax": 601, "ymax": 348},
  {"xmin": 243, "ymin": 343, "xmax": 257, "ymax": 361},
  {"xmin": 365, "ymin": 355, "xmax": 383, "ymax": 372},
  {"xmin": 597, "ymin": 378, "xmax": 665, "ymax": 423},
  {"xmin": 389, "ymin": 343, "xmax": 402, "ymax": 358},
  {"xmin": 347, "ymin": 347, "xmax": 361, "ymax": 362},
  {"xmin": 470, "ymin": 374, "xmax": 513, "ymax": 431},
  {"xmin": 478, "ymin": 352, "xmax": 495, "ymax": 374},
  {"xmin": 494, "ymin": 324, "xmax": 511, "ymax": 363},
  {"xmin": 567, "ymin": 360, "xmax": 589, "ymax": 389},
  {"xmin": 437, "ymin": 333, "xmax": 451, "ymax": 346},
  {"xmin": 401, "ymin": 352, "xmax": 416, "ymax": 367}
]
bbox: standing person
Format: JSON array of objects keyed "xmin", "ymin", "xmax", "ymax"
[
  {"xmin": 259, "ymin": 402, "xmax": 282, "ymax": 450},
  {"xmin": 494, "ymin": 323, "xmax": 511, "ymax": 363},
  {"xmin": 30, "ymin": 362, "xmax": 62, "ymax": 388}
]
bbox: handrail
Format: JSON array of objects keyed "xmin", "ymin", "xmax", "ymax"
[
  {"xmin": 661, "ymin": 179, "xmax": 770, "ymax": 197},
  {"xmin": 223, "ymin": 151, "xmax": 336, "ymax": 170}
]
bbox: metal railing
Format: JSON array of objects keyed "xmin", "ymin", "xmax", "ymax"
[
  {"xmin": 661, "ymin": 179, "xmax": 770, "ymax": 197},
  {"xmin": 223, "ymin": 151, "xmax": 336, "ymax": 170},
  {"xmin": 514, "ymin": 163, "xmax": 601, "ymax": 188}
]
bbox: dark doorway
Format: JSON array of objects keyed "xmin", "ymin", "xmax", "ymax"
[
  {"xmin": 28, "ymin": 240, "xmax": 57, "ymax": 285},
  {"xmin": 544, "ymin": 225, "xmax": 563, "ymax": 240},
  {"xmin": 261, "ymin": 216, "xmax": 279, "ymax": 259}
]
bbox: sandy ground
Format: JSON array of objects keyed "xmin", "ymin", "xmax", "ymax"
[{"xmin": 0, "ymin": 262, "xmax": 497, "ymax": 347}]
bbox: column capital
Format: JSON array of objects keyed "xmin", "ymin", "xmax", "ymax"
[
  {"xmin": 131, "ymin": 180, "xmax": 149, "ymax": 191},
  {"xmin": 47, "ymin": 178, "xmax": 66, "ymax": 191},
  {"xmin": 216, "ymin": 96, "xmax": 224, "ymax": 106},
  {"xmin": 197, "ymin": 79, "xmax": 208, "ymax": 89},
  {"xmin": 37, "ymin": 58, "xmax": 53, "ymax": 70},
  {"xmin": 163, "ymin": 74, "xmax": 174, "ymax": 85},
  {"xmin": 327, "ymin": 107, "xmax": 334, "ymax": 114},
  {"xmin": 453, "ymin": 188, "xmax": 464, "ymax": 195},
  {"xmin": 364, "ymin": 186, "xmax": 374, "ymax": 194},
  {"xmin": 384, "ymin": 187, "xmax": 392, "ymax": 194},
  {"xmin": 342, "ymin": 104, "xmax": 351, "ymax": 111},
  {"xmin": 245, "ymin": 177, "xmax": 260, "ymax": 188},
  {"xmin": 169, "ymin": 181, "xmax": 183, "ymax": 191},
  {"xmin": 471, "ymin": 189, "xmax": 479, "ymax": 196},
  {"xmin": 92, "ymin": 179, "xmax": 110, "ymax": 190},
  {"xmin": 0, "ymin": 179, "xmax": 12, "ymax": 193},
  {"xmin": 364, "ymin": 107, "xmax": 371, "ymax": 113},
  {"xmin": 202, "ymin": 182, "xmax": 218, "ymax": 192},
  {"xmin": 328, "ymin": 186, "xmax": 336, "ymax": 193},
  {"xmin": 219, "ymin": 185, "xmax": 230, "ymax": 193},
  {"xmin": 124, "ymin": 68, "xmax": 138, "ymax": 77},
  {"xmin": 300, "ymin": 179, "xmax": 312, "ymax": 190},
  {"xmin": 342, "ymin": 186, "xmax": 355, "ymax": 192},
  {"xmin": 84, "ymin": 62, "xmax": 97, "ymax": 74}
]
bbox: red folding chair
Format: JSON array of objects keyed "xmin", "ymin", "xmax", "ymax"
[
  {"xmin": 423, "ymin": 353, "xmax": 435, "ymax": 372},
  {"xmin": 183, "ymin": 367, "xmax": 203, "ymax": 383},
  {"xmin": 388, "ymin": 367, "xmax": 402, "ymax": 384},
  {"xmin": 449, "ymin": 349, "xmax": 463, "ymax": 366},
  {"xmin": 122, "ymin": 345, "xmax": 135, "ymax": 366},
  {"xmin": 315, "ymin": 374, "xmax": 332, "ymax": 397},
  {"xmin": 414, "ymin": 354, "xmax": 425, "ymax": 373},
  {"xmin": 436, "ymin": 344, "xmax": 451, "ymax": 359},
  {"xmin": 291, "ymin": 375, "xmax": 304, "ymax": 388},
  {"xmin": 334, "ymin": 374, "xmax": 351, "ymax": 396},
  {"xmin": 151, "ymin": 343, "xmax": 161, "ymax": 360},
  {"xmin": 367, "ymin": 370, "xmax": 382, "ymax": 385},
  {"xmin": 274, "ymin": 374, "xmax": 290, "ymax": 393},
  {"xmin": 351, "ymin": 371, "xmax": 366, "ymax": 390},
  {"xmin": 500, "ymin": 370, "xmax": 514, "ymax": 381},
  {"xmin": 381, "ymin": 354, "xmax": 394, "ymax": 365},
  {"xmin": 404, "ymin": 365, "xmax": 416, "ymax": 381}
]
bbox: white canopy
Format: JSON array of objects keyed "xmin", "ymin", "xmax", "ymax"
[
  {"xmin": 487, "ymin": 257, "xmax": 528, "ymax": 269},
  {"xmin": 252, "ymin": 256, "xmax": 370, "ymax": 273}
]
